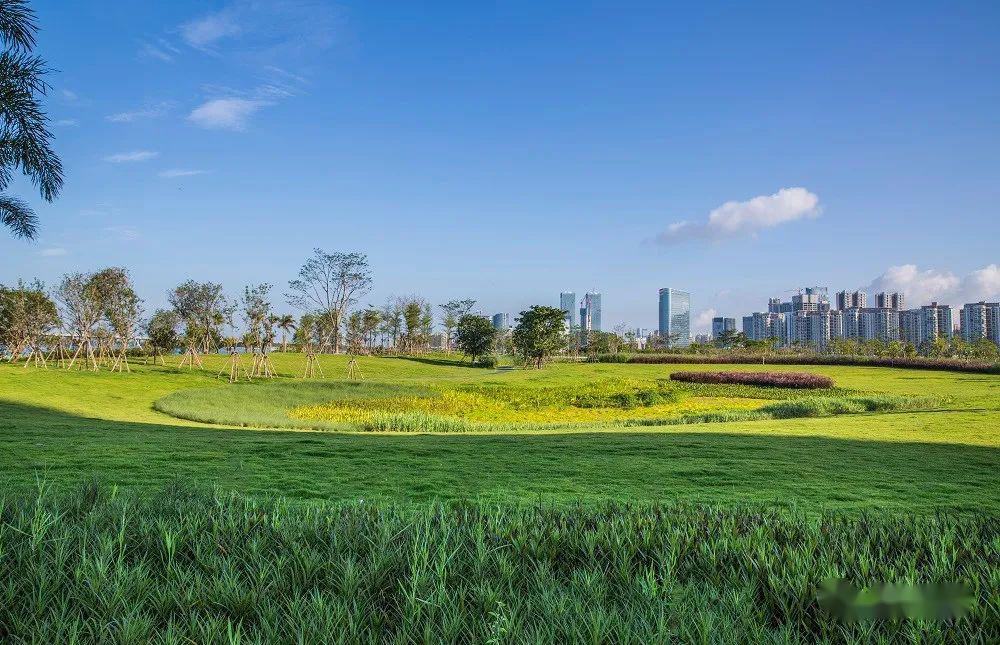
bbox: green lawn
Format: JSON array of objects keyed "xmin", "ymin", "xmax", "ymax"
[{"xmin": 2, "ymin": 353, "xmax": 998, "ymax": 511}]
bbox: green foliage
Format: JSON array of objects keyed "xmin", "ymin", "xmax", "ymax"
[
  {"xmin": 511, "ymin": 305, "xmax": 566, "ymax": 367},
  {"xmin": 0, "ymin": 278, "xmax": 57, "ymax": 353},
  {"xmin": 145, "ymin": 309, "xmax": 180, "ymax": 356},
  {"xmin": 0, "ymin": 483, "xmax": 996, "ymax": 642},
  {"xmin": 455, "ymin": 313, "xmax": 497, "ymax": 363},
  {"xmin": 0, "ymin": 0, "xmax": 64, "ymax": 240}
]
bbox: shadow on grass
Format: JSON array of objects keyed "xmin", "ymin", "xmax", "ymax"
[{"xmin": 2, "ymin": 400, "xmax": 999, "ymax": 512}]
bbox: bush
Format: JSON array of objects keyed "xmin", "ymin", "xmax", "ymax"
[{"xmin": 670, "ymin": 371, "xmax": 834, "ymax": 389}]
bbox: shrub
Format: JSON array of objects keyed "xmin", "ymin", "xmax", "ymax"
[{"xmin": 670, "ymin": 371, "xmax": 834, "ymax": 389}]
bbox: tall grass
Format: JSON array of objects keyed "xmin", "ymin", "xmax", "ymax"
[{"xmin": 0, "ymin": 483, "xmax": 995, "ymax": 642}]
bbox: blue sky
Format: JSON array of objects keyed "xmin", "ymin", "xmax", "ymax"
[{"xmin": 2, "ymin": 1, "xmax": 999, "ymax": 331}]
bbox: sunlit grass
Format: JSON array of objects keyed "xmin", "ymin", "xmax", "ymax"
[{"xmin": 289, "ymin": 380, "xmax": 771, "ymax": 427}]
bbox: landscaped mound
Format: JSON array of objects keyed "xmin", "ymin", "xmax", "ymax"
[{"xmin": 670, "ymin": 370, "xmax": 833, "ymax": 389}]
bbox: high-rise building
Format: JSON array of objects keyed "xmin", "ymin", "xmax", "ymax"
[
  {"xmin": 491, "ymin": 313, "xmax": 511, "ymax": 331},
  {"xmin": 960, "ymin": 302, "xmax": 1000, "ymax": 345},
  {"xmin": 835, "ymin": 290, "xmax": 867, "ymax": 310},
  {"xmin": 576, "ymin": 292, "xmax": 601, "ymax": 333},
  {"xmin": 742, "ymin": 311, "xmax": 785, "ymax": 343},
  {"xmin": 559, "ymin": 292, "xmax": 576, "ymax": 329},
  {"xmin": 858, "ymin": 308, "xmax": 901, "ymax": 342},
  {"xmin": 900, "ymin": 303, "xmax": 953, "ymax": 347},
  {"xmin": 768, "ymin": 297, "xmax": 793, "ymax": 314},
  {"xmin": 658, "ymin": 288, "xmax": 691, "ymax": 347},
  {"xmin": 711, "ymin": 317, "xmax": 736, "ymax": 339},
  {"xmin": 875, "ymin": 292, "xmax": 905, "ymax": 310},
  {"xmin": 792, "ymin": 287, "xmax": 830, "ymax": 313}
]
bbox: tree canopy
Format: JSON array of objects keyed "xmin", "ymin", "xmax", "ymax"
[
  {"xmin": 511, "ymin": 305, "xmax": 566, "ymax": 368},
  {"xmin": 455, "ymin": 313, "xmax": 496, "ymax": 364}
]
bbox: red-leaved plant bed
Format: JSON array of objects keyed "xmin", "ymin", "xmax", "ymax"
[{"xmin": 670, "ymin": 370, "xmax": 834, "ymax": 389}]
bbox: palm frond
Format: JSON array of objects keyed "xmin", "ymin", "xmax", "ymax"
[
  {"xmin": 0, "ymin": 0, "xmax": 37, "ymax": 51},
  {"xmin": 0, "ymin": 192, "xmax": 36, "ymax": 238}
]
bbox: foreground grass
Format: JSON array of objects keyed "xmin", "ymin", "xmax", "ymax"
[{"xmin": 1, "ymin": 483, "xmax": 996, "ymax": 643}]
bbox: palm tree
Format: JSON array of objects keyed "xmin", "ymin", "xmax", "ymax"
[
  {"xmin": 0, "ymin": 0, "xmax": 62, "ymax": 239},
  {"xmin": 276, "ymin": 314, "xmax": 296, "ymax": 352}
]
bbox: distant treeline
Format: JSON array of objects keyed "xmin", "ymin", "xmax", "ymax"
[{"xmin": 588, "ymin": 352, "xmax": 1000, "ymax": 374}]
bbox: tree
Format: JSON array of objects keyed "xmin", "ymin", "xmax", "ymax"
[
  {"xmin": 168, "ymin": 280, "xmax": 230, "ymax": 367},
  {"xmin": 241, "ymin": 283, "xmax": 275, "ymax": 378},
  {"xmin": 286, "ymin": 249, "xmax": 372, "ymax": 354},
  {"xmin": 402, "ymin": 298, "xmax": 425, "ymax": 353},
  {"xmin": 455, "ymin": 314, "xmax": 497, "ymax": 364},
  {"xmin": 56, "ymin": 271, "xmax": 105, "ymax": 370},
  {"xmin": 97, "ymin": 267, "xmax": 142, "ymax": 372},
  {"xmin": 275, "ymin": 314, "xmax": 296, "ymax": 352},
  {"xmin": 293, "ymin": 313, "xmax": 317, "ymax": 351},
  {"xmin": 511, "ymin": 305, "xmax": 566, "ymax": 368},
  {"xmin": 714, "ymin": 328, "xmax": 742, "ymax": 350},
  {"xmin": 145, "ymin": 309, "xmax": 179, "ymax": 364},
  {"xmin": 584, "ymin": 330, "xmax": 618, "ymax": 355},
  {"xmin": 439, "ymin": 299, "xmax": 476, "ymax": 352},
  {"xmin": 0, "ymin": 0, "xmax": 63, "ymax": 239},
  {"xmin": 0, "ymin": 278, "xmax": 57, "ymax": 364}
]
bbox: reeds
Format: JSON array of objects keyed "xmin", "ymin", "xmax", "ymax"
[{"xmin": 0, "ymin": 482, "xmax": 995, "ymax": 642}]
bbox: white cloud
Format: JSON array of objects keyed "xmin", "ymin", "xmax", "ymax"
[
  {"xmin": 106, "ymin": 102, "xmax": 174, "ymax": 123},
  {"xmin": 103, "ymin": 150, "xmax": 159, "ymax": 163},
  {"xmin": 656, "ymin": 187, "xmax": 821, "ymax": 245},
  {"xmin": 158, "ymin": 168, "xmax": 208, "ymax": 178},
  {"xmin": 39, "ymin": 247, "xmax": 67, "ymax": 257},
  {"xmin": 867, "ymin": 264, "xmax": 1000, "ymax": 307},
  {"xmin": 139, "ymin": 40, "xmax": 177, "ymax": 62},
  {"xmin": 105, "ymin": 226, "xmax": 141, "ymax": 241},
  {"xmin": 54, "ymin": 118, "xmax": 77, "ymax": 127},
  {"xmin": 178, "ymin": 1, "xmax": 337, "ymax": 60},
  {"xmin": 180, "ymin": 11, "xmax": 242, "ymax": 49},
  {"xmin": 188, "ymin": 98, "xmax": 266, "ymax": 131},
  {"xmin": 61, "ymin": 89, "xmax": 78, "ymax": 101},
  {"xmin": 693, "ymin": 308, "xmax": 718, "ymax": 333}
]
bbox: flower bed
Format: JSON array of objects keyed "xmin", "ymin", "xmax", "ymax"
[{"xmin": 670, "ymin": 370, "xmax": 834, "ymax": 389}]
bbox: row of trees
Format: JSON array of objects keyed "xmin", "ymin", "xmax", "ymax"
[
  {"xmin": 626, "ymin": 328, "xmax": 1000, "ymax": 362},
  {"xmin": 0, "ymin": 248, "xmax": 573, "ymax": 373}
]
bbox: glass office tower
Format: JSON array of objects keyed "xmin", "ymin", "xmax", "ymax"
[
  {"xmin": 658, "ymin": 288, "xmax": 691, "ymax": 347},
  {"xmin": 559, "ymin": 292, "xmax": 576, "ymax": 329}
]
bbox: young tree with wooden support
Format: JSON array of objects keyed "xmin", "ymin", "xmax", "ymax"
[
  {"xmin": 286, "ymin": 249, "xmax": 372, "ymax": 355},
  {"xmin": 169, "ymin": 280, "xmax": 229, "ymax": 370},
  {"xmin": 145, "ymin": 310, "xmax": 179, "ymax": 366},
  {"xmin": 0, "ymin": 279, "xmax": 58, "ymax": 367},
  {"xmin": 56, "ymin": 272, "xmax": 104, "ymax": 371}
]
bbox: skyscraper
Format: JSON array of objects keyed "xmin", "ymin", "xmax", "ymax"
[
  {"xmin": 835, "ymin": 290, "xmax": 867, "ymax": 310},
  {"xmin": 960, "ymin": 302, "xmax": 1000, "ymax": 344},
  {"xmin": 711, "ymin": 317, "xmax": 736, "ymax": 339},
  {"xmin": 658, "ymin": 288, "xmax": 691, "ymax": 347},
  {"xmin": 875, "ymin": 292, "xmax": 905, "ymax": 310},
  {"xmin": 491, "ymin": 313, "xmax": 511, "ymax": 331},
  {"xmin": 559, "ymin": 292, "xmax": 576, "ymax": 329},
  {"xmin": 579, "ymin": 292, "xmax": 601, "ymax": 332}
]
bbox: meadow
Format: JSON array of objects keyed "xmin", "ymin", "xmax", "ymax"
[{"xmin": 2, "ymin": 353, "xmax": 999, "ymax": 641}]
